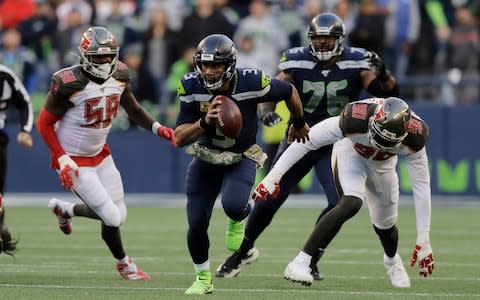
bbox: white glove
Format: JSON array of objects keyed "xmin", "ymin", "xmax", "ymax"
[
  {"xmin": 410, "ymin": 233, "xmax": 435, "ymax": 277},
  {"xmin": 57, "ymin": 154, "xmax": 79, "ymax": 189}
]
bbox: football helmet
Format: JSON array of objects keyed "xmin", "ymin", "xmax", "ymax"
[
  {"xmin": 368, "ymin": 97, "xmax": 411, "ymax": 150},
  {"xmin": 194, "ymin": 34, "xmax": 237, "ymax": 90},
  {"xmin": 79, "ymin": 26, "xmax": 119, "ymax": 80},
  {"xmin": 308, "ymin": 13, "xmax": 345, "ymax": 61}
]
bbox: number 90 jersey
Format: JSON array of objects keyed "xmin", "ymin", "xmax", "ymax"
[
  {"xmin": 49, "ymin": 63, "xmax": 130, "ymax": 157},
  {"xmin": 279, "ymin": 45, "xmax": 370, "ymax": 126},
  {"xmin": 176, "ymin": 68, "xmax": 288, "ymax": 153}
]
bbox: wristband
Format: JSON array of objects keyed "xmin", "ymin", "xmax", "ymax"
[
  {"xmin": 152, "ymin": 121, "xmax": 162, "ymax": 135},
  {"xmin": 199, "ymin": 116, "xmax": 209, "ymax": 129},
  {"xmin": 292, "ymin": 117, "xmax": 306, "ymax": 129}
]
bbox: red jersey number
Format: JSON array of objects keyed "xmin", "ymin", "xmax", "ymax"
[{"xmin": 82, "ymin": 95, "xmax": 120, "ymax": 129}]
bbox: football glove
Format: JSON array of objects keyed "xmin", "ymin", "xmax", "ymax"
[
  {"xmin": 252, "ymin": 178, "xmax": 280, "ymax": 202},
  {"xmin": 366, "ymin": 51, "xmax": 391, "ymax": 81},
  {"xmin": 156, "ymin": 125, "xmax": 176, "ymax": 147},
  {"xmin": 57, "ymin": 154, "xmax": 79, "ymax": 189},
  {"xmin": 260, "ymin": 111, "xmax": 282, "ymax": 127},
  {"xmin": 410, "ymin": 242, "xmax": 435, "ymax": 277}
]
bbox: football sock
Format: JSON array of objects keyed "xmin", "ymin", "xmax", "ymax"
[
  {"xmin": 374, "ymin": 225, "xmax": 398, "ymax": 258},
  {"xmin": 101, "ymin": 224, "xmax": 126, "ymax": 260},
  {"xmin": 239, "ymin": 237, "xmax": 254, "ymax": 255},
  {"xmin": 73, "ymin": 203, "xmax": 100, "ymax": 219},
  {"xmin": 117, "ymin": 256, "xmax": 130, "ymax": 264},
  {"xmin": 194, "ymin": 260, "xmax": 210, "ymax": 272}
]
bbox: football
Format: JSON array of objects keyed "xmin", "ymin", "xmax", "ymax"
[{"xmin": 215, "ymin": 95, "xmax": 242, "ymax": 139}]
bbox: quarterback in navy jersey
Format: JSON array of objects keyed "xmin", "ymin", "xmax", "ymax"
[
  {"xmin": 174, "ymin": 34, "xmax": 309, "ymax": 295},
  {"xmin": 254, "ymin": 97, "xmax": 435, "ymax": 287},
  {"xmin": 217, "ymin": 13, "xmax": 399, "ymax": 280}
]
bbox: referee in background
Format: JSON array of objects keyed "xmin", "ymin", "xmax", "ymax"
[{"xmin": 0, "ymin": 64, "xmax": 33, "ymax": 255}]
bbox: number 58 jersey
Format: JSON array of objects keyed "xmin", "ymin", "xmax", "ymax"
[{"xmin": 49, "ymin": 63, "xmax": 130, "ymax": 157}]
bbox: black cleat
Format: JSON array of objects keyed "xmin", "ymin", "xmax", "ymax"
[{"xmin": 215, "ymin": 247, "xmax": 259, "ymax": 278}]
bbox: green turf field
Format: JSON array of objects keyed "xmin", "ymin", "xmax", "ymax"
[{"xmin": 0, "ymin": 204, "xmax": 478, "ymax": 299}]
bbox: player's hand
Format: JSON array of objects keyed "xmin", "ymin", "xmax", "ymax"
[
  {"xmin": 287, "ymin": 124, "xmax": 310, "ymax": 144},
  {"xmin": 157, "ymin": 125, "xmax": 177, "ymax": 147},
  {"xmin": 252, "ymin": 178, "xmax": 280, "ymax": 202},
  {"xmin": 17, "ymin": 131, "xmax": 33, "ymax": 148},
  {"xmin": 366, "ymin": 51, "xmax": 389, "ymax": 80},
  {"xmin": 410, "ymin": 242, "xmax": 435, "ymax": 277},
  {"xmin": 57, "ymin": 154, "xmax": 79, "ymax": 189},
  {"xmin": 260, "ymin": 111, "xmax": 282, "ymax": 127}
]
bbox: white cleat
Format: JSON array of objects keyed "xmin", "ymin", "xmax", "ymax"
[
  {"xmin": 384, "ymin": 253, "xmax": 411, "ymax": 288},
  {"xmin": 284, "ymin": 260, "xmax": 314, "ymax": 286},
  {"xmin": 48, "ymin": 198, "xmax": 73, "ymax": 235}
]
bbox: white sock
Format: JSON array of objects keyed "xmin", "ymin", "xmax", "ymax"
[
  {"xmin": 194, "ymin": 260, "xmax": 210, "ymax": 272},
  {"xmin": 117, "ymin": 256, "xmax": 130, "ymax": 264},
  {"xmin": 66, "ymin": 203, "xmax": 75, "ymax": 217},
  {"xmin": 293, "ymin": 251, "xmax": 312, "ymax": 265}
]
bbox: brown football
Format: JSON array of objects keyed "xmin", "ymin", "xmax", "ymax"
[{"xmin": 215, "ymin": 95, "xmax": 242, "ymax": 139}]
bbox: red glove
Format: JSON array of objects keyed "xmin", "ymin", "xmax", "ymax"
[
  {"xmin": 57, "ymin": 154, "xmax": 79, "ymax": 189},
  {"xmin": 410, "ymin": 243, "xmax": 435, "ymax": 277},
  {"xmin": 252, "ymin": 182, "xmax": 280, "ymax": 202},
  {"xmin": 153, "ymin": 122, "xmax": 176, "ymax": 146}
]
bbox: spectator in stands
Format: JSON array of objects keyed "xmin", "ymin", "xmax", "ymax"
[
  {"xmin": 234, "ymin": 0, "xmax": 289, "ymax": 76},
  {"xmin": 178, "ymin": 0, "xmax": 236, "ymax": 54},
  {"xmin": 18, "ymin": 0, "xmax": 59, "ymax": 93},
  {"xmin": 0, "ymin": 29, "xmax": 38, "ymax": 94}
]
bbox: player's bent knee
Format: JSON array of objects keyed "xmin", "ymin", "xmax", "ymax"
[{"xmin": 338, "ymin": 195, "xmax": 363, "ymax": 219}]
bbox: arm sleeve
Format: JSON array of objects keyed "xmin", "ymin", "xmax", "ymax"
[
  {"xmin": 267, "ymin": 116, "xmax": 343, "ymax": 182},
  {"xmin": 405, "ymin": 146, "xmax": 432, "ymax": 235},
  {"xmin": 35, "ymin": 108, "xmax": 65, "ymax": 160}
]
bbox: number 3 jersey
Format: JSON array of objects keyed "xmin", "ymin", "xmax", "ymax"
[
  {"xmin": 49, "ymin": 63, "xmax": 130, "ymax": 157},
  {"xmin": 278, "ymin": 45, "xmax": 371, "ymax": 126}
]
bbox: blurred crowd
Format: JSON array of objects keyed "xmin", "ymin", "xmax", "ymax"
[{"xmin": 1, "ymin": 0, "xmax": 479, "ymax": 126}]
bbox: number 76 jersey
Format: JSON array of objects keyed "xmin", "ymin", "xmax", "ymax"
[
  {"xmin": 279, "ymin": 45, "xmax": 370, "ymax": 126},
  {"xmin": 49, "ymin": 63, "xmax": 130, "ymax": 157}
]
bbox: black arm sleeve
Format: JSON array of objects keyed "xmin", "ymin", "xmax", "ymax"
[
  {"xmin": 367, "ymin": 78, "xmax": 399, "ymax": 97},
  {"xmin": 262, "ymin": 79, "xmax": 292, "ymax": 103}
]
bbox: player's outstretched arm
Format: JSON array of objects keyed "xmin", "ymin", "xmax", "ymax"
[{"xmin": 120, "ymin": 85, "xmax": 176, "ymax": 146}]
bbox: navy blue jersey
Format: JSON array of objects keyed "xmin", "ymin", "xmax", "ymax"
[
  {"xmin": 278, "ymin": 45, "xmax": 370, "ymax": 126},
  {"xmin": 176, "ymin": 68, "xmax": 291, "ymax": 153}
]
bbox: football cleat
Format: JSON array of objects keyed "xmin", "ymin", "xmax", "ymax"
[
  {"xmin": 116, "ymin": 257, "xmax": 151, "ymax": 280},
  {"xmin": 284, "ymin": 260, "xmax": 314, "ymax": 286},
  {"xmin": 185, "ymin": 270, "xmax": 214, "ymax": 295},
  {"xmin": 384, "ymin": 253, "xmax": 411, "ymax": 288},
  {"xmin": 310, "ymin": 263, "xmax": 325, "ymax": 281},
  {"xmin": 225, "ymin": 218, "xmax": 244, "ymax": 251},
  {"xmin": 48, "ymin": 198, "xmax": 72, "ymax": 235},
  {"xmin": 215, "ymin": 247, "xmax": 259, "ymax": 278}
]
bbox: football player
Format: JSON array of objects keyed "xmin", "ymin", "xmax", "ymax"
[
  {"xmin": 174, "ymin": 34, "xmax": 309, "ymax": 295},
  {"xmin": 254, "ymin": 97, "xmax": 435, "ymax": 288},
  {"xmin": 0, "ymin": 63, "xmax": 33, "ymax": 256},
  {"xmin": 217, "ymin": 12, "xmax": 399, "ymax": 280},
  {"xmin": 36, "ymin": 26, "xmax": 176, "ymax": 280}
]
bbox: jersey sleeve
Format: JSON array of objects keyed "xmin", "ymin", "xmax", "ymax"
[
  {"xmin": 49, "ymin": 67, "xmax": 88, "ymax": 103},
  {"xmin": 402, "ymin": 114, "xmax": 429, "ymax": 152},
  {"xmin": 405, "ymin": 147, "xmax": 432, "ymax": 234},
  {"xmin": 112, "ymin": 61, "xmax": 131, "ymax": 83},
  {"xmin": 175, "ymin": 74, "xmax": 202, "ymax": 126}
]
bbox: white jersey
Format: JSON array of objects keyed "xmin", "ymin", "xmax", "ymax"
[{"xmin": 50, "ymin": 64, "xmax": 130, "ymax": 157}]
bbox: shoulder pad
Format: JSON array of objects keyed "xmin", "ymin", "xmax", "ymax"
[
  {"xmin": 112, "ymin": 61, "xmax": 131, "ymax": 82},
  {"xmin": 50, "ymin": 66, "xmax": 88, "ymax": 97},
  {"xmin": 403, "ymin": 113, "xmax": 429, "ymax": 151},
  {"xmin": 178, "ymin": 72, "xmax": 199, "ymax": 96},
  {"xmin": 236, "ymin": 68, "xmax": 270, "ymax": 89},
  {"xmin": 339, "ymin": 101, "xmax": 376, "ymax": 134}
]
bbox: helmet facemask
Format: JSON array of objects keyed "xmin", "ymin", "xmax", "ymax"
[
  {"xmin": 194, "ymin": 56, "xmax": 235, "ymax": 90},
  {"xmin": 194, "ymin": 34, "xmax": 237, "ymax": 91},
  {"xmin": 368, "ymin": 99, "xmax": 411, "ymax": 151},
  {"xmin": 309, "ymin": 34, "xmax": 344, "ymax": 61}
]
